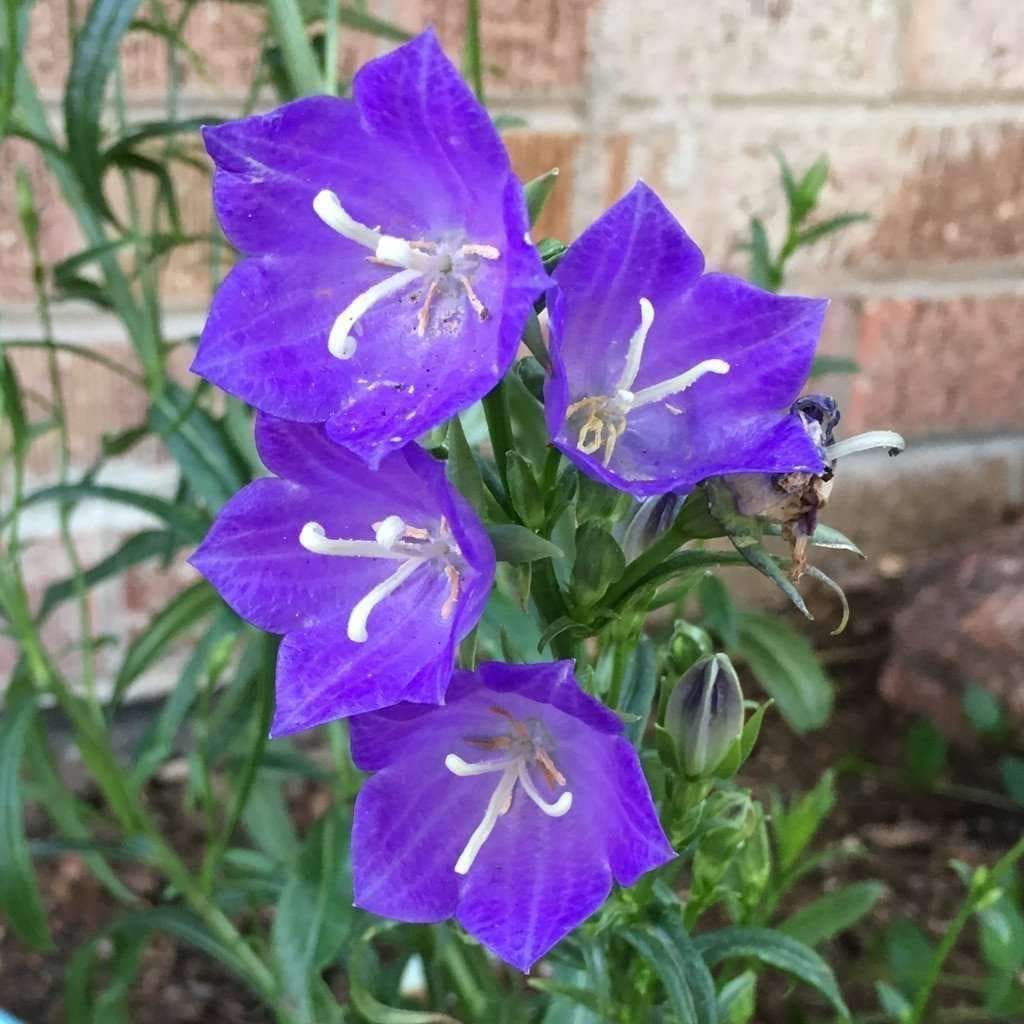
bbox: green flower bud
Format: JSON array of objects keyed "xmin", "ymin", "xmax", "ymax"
[{"xmin": 665, "ymin": 653, "xmax": 744, "ymax": 777}]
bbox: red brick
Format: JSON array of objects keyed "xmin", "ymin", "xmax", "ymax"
[
  {"xmin": 423, "ymin": 0, "xmax": 596, "ymax": 95},
  {"xmin": 846, "ymin": 295, "xmax": 1024, "ymax": 438},
  {"xmin": 504, "ymin": 131, "xmax": 582, "ymax": 241},
  {"xmin": 0, "ymin": 139, "xmax": 84, "ymax": 304},
  {"xmin": 904, "ymin": 0, "xmax": 1024, "ymax": 94}
]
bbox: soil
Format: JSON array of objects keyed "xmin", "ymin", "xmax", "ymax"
[{"xmin": 3, "ymin": 574, "xmax": 1022, "ymax": 1023}]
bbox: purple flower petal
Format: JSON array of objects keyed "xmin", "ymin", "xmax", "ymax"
[
  {"xmin": 194, "ymin": 31, "xmax": 547, "ymax": 467},
  {"xmin": 190, "ymin": 416, "xmax": 494, "ymax": 731},
  {"xmin": 350, "ymin": 662, "xmax": 674, "ymax": 971},
  {"xmin": 545, "ymin": 182, "xmax": 826, "ymax": 497}
]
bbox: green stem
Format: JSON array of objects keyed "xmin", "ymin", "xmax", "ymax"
[
  {"xmin": 601, "ymin": 508, "xmax": 693, "ymax": 610},
  {"xmin": 481, "ymin": 380, "xmax": 513, "ymax": 499},
  {"xmin": 462, "ymin": 0, "xmax": 485, "ymax": 103},
  {"xmin": 323, "ymin": 0, "xmax": 339, "ymax": 94},
  {"xmin": 909, "ymin": 835, "xmax": 1024, "ymax": 1024}
]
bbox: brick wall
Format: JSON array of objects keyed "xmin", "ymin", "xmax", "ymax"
[{"xmin": 3, "ymin": 0, "xmax": 1023, "ymax": 687}]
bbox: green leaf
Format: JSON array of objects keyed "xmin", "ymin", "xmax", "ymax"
[
  {"xmin": 884, "ymin": 919, "xmax": 934, "ymax": 996},
  {"xmin": 735, "ymin": 613, "xmax": 833, "ymax": 732},
  {"xmin": 699, "ymin": 574, "xmax": 738, "ymax": 650},
  {"xmin": 348, "ymin": 937, "xmax": 459, "ymax": 1023},
  {"xmin": 0, "ymin": 685, "xmax": 52, "ymax": 950},
  {"xmin": 485, "ymin": 523, "xmax": 563, "ymax": 563},
  {"xmin": 272, "ymin": 810, "xmax": 352, "ymax": 1023},
  {"xmin": 38, "ymin": 530, "xmax": 179, "ymax": 623},
  {"xmin": 113, "ymin": 581, "xmax": 219, "ymax": 702},
  {"xmin": 980, "ymin": 893, "xmax": 1024, "ymax": 974},
  {"xmin": 524, "ymin": 168, "xmax": 560, "ymax": 226},
  {"xmin": 506, "ymin": 451, "xmax": 545, "ymax": 530},
  {"xmin": 795, "ymin": 212, "xmax": 870, "ymax": 248},
  {"xmin": 875, "ymin": 981, "xmax": 912, "ymax": 1022},
  {"xmin": 150, "ymin": 382, "xmax": 248, "ymax": 513},
  {"xmin": 334, "ymin": 5, "xmax": 413, "ymax": 41},
  {"xmin": 0, "ymin": 350, "xmax": 28, "ymax": 459},
  {"xmin": 265, "ymin": 0, "xmax": 324, "ymax": 95},
  {"xmin": 656, "ymin": 913, "xmax": 719, "ymax": 1023},
  {"xmin": 781, "ymin": 881, "xmax": 885, "ymax": 945},
  {"xmin": 462, "ymin": 0, "xmax": 485, "ymax": 101},
  {"xmin": 963, "ymin": 684, "xmax": 1004, "ymax": 735},
  {"xmin": 1000, "ymin": 755, "xmax": 1024, "ymax": 805},
  {"xmin": 746, "ymin": 217, "xmax": 778, "ymax": 291},
  {"xmin": 772, "ymin": 770, "xmax": 836, "ymax": 872},
  {"xmin": 695, "ymin": 927, "xmax": 850, "ymax": 1021},
  {"xmin": 810, "ymin": 354, "xmax": 860, "ymax": 377},
  {"xmin": 621, "ymin": 923, "xmax": 706, "ymax": 1024},
  {"xmin": 619, "ymin": 637, "xmax": 658, "ymax": 739},
  {"xmin": 905, "ymin": 718, "xmax": 947, "ymax": 787},
  {"xmin": 445, "ymin": 416, "xmax": 486, "ymax": 515},
  {"xmin": 64, "ymin": 0, "xmax": 144, "ymax": 217},
  {"xmin": 793, "ymin": 156, "xmax": 829, "ymax": 222},
  {"xmin": 717, "ymin": 971, "xmax": 757, "ymax": 1024},
  {"xmin": 10, "ymin": 482, "xmax": 207, "ymax": 538}
]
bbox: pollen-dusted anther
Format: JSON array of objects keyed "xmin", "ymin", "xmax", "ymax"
[
  {"xmin": 564, "ymin": 297, "xmax": 730, "ymax": 466},
  {"xmin": 312, "ymin": 188, "xmax": 502, "ymax": 357},
  {"xmin": 298, "ymin": 510, "xmax": 464, "ymax": 644},
  {"xmin": 444, "ymin": 710, "xmax": 574, "ymax": 875}
]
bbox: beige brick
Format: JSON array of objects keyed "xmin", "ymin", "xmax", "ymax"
[
  {"xmin": 593, "ymin": 0, "xmax": 901, "ymax": 102},
  {"xmin": 821, "ymin": 441, "xmax": 1021, "ymax": 561},
  {"xmin": 644, "ymin": 113, "xmax": 1024, "ymax": 277},
  {"xmin": 846, "ymin": 295, "xmax": 1024, "ymax": 438},
  {"xmin": 904, "ymin": 0, "xmax": 1024, "ymax": 94}
]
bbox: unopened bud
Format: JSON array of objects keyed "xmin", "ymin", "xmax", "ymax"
[{"xmin": 665, "ymin": 653, "xmax": 744, "ymax": 777}]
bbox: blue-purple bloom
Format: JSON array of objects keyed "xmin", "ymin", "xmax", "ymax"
[
  {"xmin": 350, "ymin": 660, "xmax": 674, "ymax": 971},
  {"xmin": 194, "ymin": 29, "xmax": 547, "ymax": 468},
  {"xmin": 189, "ymin": 415, "xmax": 494, "ymax": 734},
  {"xmin": 545, "ymin": 182, "xmax": 829, "ymax": 498}
]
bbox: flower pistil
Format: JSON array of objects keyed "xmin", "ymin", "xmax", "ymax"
[{"xmin": 313, "ymin": 189, "xmax": 501, "ymax": 359}]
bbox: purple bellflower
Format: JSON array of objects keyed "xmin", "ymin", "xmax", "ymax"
[
  {"xmin": 545, "ymin": 182, "xmax": 829, "ymax": 498},
  {"xmin": 189, "ymin": 415, "xmax": 494, "ymax": 734},
  {"xmin": 349, "ymin": 660, "xmax": 674, "ymax": 971},
  {"xmin": 193, "ymin": 30, "xmax": 547, "ymax": 467}
]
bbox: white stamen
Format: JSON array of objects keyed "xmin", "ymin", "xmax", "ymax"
[
  {"xmin": 629, "ymin": 358, "xmax": 731, "ymax": 409},
  {"xmin": 459, "ymin": 243, "xmax": 501, "ymax": 260},
  {"xmin": 446, "ymin": 754, "xmax": 518, "ymax": 777},
  {"xmin": 453, "ymin": 766, "xmax": 518, "ymax": 875},
  {"xmin": 313, "ymin": 190, "xmax": 381, "ymax": 250},
  {"xmin": 376, "ymin": 235, "xmax": 446, "ymax": 274},
  {"xmin": 516, "ymin": 763, "xmax": 573, "ymax": 816},
  {"xmin": 826, "ymin": 430, "xmax": 906, "ymax": 462},
  {"xmin": 374, "ymin": 515, "xmax": 407, "ymax": 547},
  {"xmin": 328, "ymin": 268, "xmax": 421, "ymax": 359},
  {"xmin": 615, "ymin": 297, "xmax": 656, "ymax": 391},
  {"xmin": 299, "ymin": 522, "xmax": 409, "ymax": 560},
  {"xmin": 347, "ymin": 558, "xmax": 426, "ymax": 643}
]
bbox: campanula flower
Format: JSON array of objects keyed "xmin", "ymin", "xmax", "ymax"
[
  {"xmin": 545, "ymin": 182, "xmax": 829, "ymax": 498},
  {"xmin": 193, "ymin": 29, "xmax": 547, "ymax": 467},
  {"xmin": 189, "ymin": 415, "xmax": 494, "ymax": 734},
  {"xmin": 349, "ymin": 661, "xmax": 674, "ymax": 971}
]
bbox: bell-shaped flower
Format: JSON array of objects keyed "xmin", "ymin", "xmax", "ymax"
[
  {"xmin": 193, "ymin": 29, "xmax": 548, "ymax": 468},
  {"xmin": 189, "ymin": 414, "xmax": 494, "ymax": 734},
  {"xmin": 545, "ymin": 182, "xmax": 829, "ymax": 497},
  {"xmin": 349, "ymin": 660, "xmax": 675, "ymax": 971}
]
